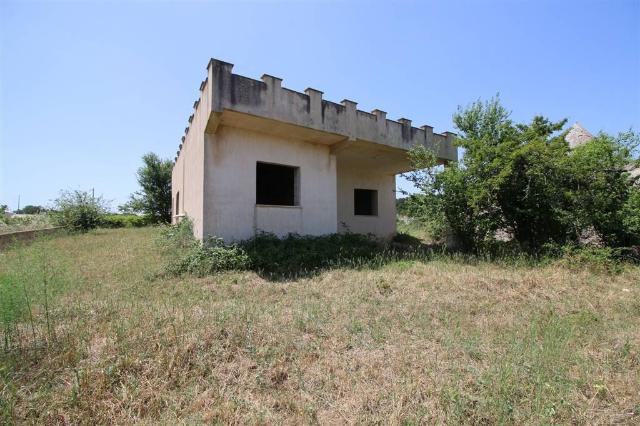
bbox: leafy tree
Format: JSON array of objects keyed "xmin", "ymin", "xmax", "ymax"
[
  {"xmin": 121, "ymin": 153, "xmax": 172, "ymax": 223},
  {"xmin": 405, "ymin": 148, "xmax": 476, "ymax": 248},
  {"xmin": 622, "ymin": 187, "xmax": 640, "ymax": 243},
  {"xmin": 406, "ymin": 97, "xmax": 638, "ymax": 253},
  {"xmin": 16, "ymin": 205, "xmax": 46, "ymax": 214},
  {"xmin": 562, "ymin": 132, "xmax": 637, "ymax": 246},
  {"xmin": 494, "ymin": 117, "xmax": 571, "ymax": 249},
  {"xmin": 53, "ymin": 190, "xmax": 108, "ymax": 232},
  {"xmin": 407, "ymin": 98, "xmax": 569, "ymax": 251}
]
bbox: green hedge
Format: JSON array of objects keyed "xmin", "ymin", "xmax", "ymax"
[{"xmin": 102, "ymin": 214, "xmax": 149, "ymax": 228}]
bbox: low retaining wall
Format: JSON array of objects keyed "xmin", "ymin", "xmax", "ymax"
[{"xmin": 0, "ymin": 227, "xmax": 64, "ymax": 250}]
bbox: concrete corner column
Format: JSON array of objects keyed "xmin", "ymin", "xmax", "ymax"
[
  {"xmin": 305, "ymin": 88, "xmax": 323, "ymax": 126},
  {"xmin": 208, "ymin": 59, "xmax": 234, "ymax": 112},
  {"xmin": 372, "ymin": 109, "xmax": 387, "ymax": 136},
  {"xmin": 443, "ymin": 131, "xmax": 458, "ymax": 162},
  {"xmin": 341, "ymin": 99, "xmax": 357, "ymax": 140}
]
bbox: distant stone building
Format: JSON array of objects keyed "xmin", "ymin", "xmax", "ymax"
[
  {"xmin": 565, "ymin": 122, "xmax": 594, "ymax": 149},
  {"xmin": 565, "ymin": 122, "xmax": 640, "ymax": 186},
  {"xmin": 172, "ymin": 59, "xmax": 457, "ymax": 241}
]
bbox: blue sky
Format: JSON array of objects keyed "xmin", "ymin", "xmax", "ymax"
[{"xmin": 1, "ymin": 0, "xmax": 639, "ymax": 210}]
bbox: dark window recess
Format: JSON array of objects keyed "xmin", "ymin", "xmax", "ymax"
[
  {"xmin": 256, "ymin": 162, "xmax": 298, "ymax": 206},
  {"xmin": 354, "ymin": 189, "xmax": 378, "ymax": 216},
  {"xmin": 175, "ymin": 192, "xmax": 180, "ymax": 215}
]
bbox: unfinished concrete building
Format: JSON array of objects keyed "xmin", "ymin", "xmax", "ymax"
[{"xmin": 171, "ymin": 59, "xmax": 457, "ymax": 241}]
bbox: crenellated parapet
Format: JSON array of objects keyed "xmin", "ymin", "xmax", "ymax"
[{"xmin": 174, "ymin": 58, "xmax": 457, "ymax": 164}]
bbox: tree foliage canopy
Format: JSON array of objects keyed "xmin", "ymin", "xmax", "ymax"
[
  {"xmin": 121, "ymin": 153, "xmax": 172, "ymax": 223},
  {"xmin": 406, "ymin": 97, "xmax": 639, "ymax": 253},
  {"xmin": 16, "ymin": 205, "xmax": 46, "ymax": 215}
]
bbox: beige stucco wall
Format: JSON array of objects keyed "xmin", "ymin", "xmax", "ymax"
[
  {"xmin": 336, "ymin": 162, "xmax": 397, "ymax": 239},
  {"xmin": 171, "ymin": 79, "xmax": 211, "ymax": 239},
  {"xmin": 202, "ymin": 126, "xmax": 338, "ymax": 241}
]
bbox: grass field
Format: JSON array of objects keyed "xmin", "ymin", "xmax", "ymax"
[{"xmin": 1, "ymin": 227, "xmax": 639, "ymax": 424}]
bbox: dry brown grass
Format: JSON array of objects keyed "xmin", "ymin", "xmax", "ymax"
[{"xmin": 1, "ymin": 227, "xmax": 639, "ymax": 424}]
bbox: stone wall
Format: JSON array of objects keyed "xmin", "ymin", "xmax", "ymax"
[{"xmin": 0, "ymin": 227, "xmax": 63, "ymax": 250}]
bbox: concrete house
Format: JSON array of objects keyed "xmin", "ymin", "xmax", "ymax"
[{"xmin": 171, "ymin": 59, "xmax": 457, "ymax": 241}]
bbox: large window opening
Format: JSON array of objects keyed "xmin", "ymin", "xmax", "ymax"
[
  {"xmin": 354, "ymin": 189, "xmax": 378, "ymax": 216},
  {"xmin": 175, "ymin": 191, "xmax": 180, "ymax": 215},
  {"xmin": 256, "ymin": 162, "xmax": 299, "ymax": 206}
]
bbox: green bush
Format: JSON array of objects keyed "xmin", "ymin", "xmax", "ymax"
[
  {"xmin": 562, "ymin": 133, "xmax": 638, "ymax": 247},
  {"xmin": 240, "ymin": 232, "xmax": 387, "ymax": 277},
  {"xmin": 622, "ymin": 187, "xmax": 640, "ymax": 244},
  {"xmin": 101, "ymin": 214, "xmax": 148, "ymax": 228},
  {"xmin": 159, "ymin": 218, "xmax": 415, "ymax": 279},
  {"xmin": 406, "ymin": 97, "xmax": 639, "ymax": 253},
  {"xmin": 556, "ymin": 246, "xmax": 625, "ymax": 273},
  {"xmin": 159, "ymin": 217, "xmax": 199, "ymax": 251},
  {"xmin": 160, "ymin": 219, "xmax": 250, "ymax": 276},
  {"xmin": 159, "ymin": 217, "xmax": 638, "ymax": 278},
  {"xmin": 52, "ymin": 190, "xmax": 108, "ymax": 233},
  {"xmin": 167, "ymin": 238, "xmax": 250, "ymax": 276}
]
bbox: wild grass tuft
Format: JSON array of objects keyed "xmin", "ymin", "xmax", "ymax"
[{"xmin": 0, "ymin": 239, "xmax": 72, "ymax": 352}]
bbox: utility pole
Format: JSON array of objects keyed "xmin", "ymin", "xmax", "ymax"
[{"xmin": 17, "ymin": 194, "xmax": 20, "ymax": 212}]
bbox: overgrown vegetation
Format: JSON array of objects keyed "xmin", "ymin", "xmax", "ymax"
[
  {"xmin": 101, "ymin": 213, "xmax": 149, "ymax": 228},
  {"xmin": 51, "ymin": 189, "xmax": 108, "ymax": 232},
  {"xmin": 0, "ymin": 227, "xmax": 638, "ymax": 423},
  {"xmin": 1, "ymin": 203, "xmax": 149, "ymax": 236},
  {"xmin": 404, "ymin": 97, "xmax": 640, "ymax": 254},
  {"xmin": 0, "ymin": 243, "xmax": 71, "ymax": 353},
  {"xmin": 159, "ymin": 216, "xmax": 637, "ymax": 280},
  {"xmin": 160, "ymin": 219, "xmax": 419, "ymax": 279},
  {"xmin": 120, "ymin": 152, "xmax": 173, "ymax": 223}
]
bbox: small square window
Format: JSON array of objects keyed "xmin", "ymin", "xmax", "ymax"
[
  {"xmin": 354, "ymin": 189, "xmax": 378, "ymax": 216},
  {"xmin": 256, "ymin": 162, "xmax": 300, "ymax": 206}
]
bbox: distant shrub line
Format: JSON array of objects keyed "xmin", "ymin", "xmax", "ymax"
[
  {"xmin": 101, "ymin": 214, "xmax": 150, "ymax": 229},
  {"xmin": 49, "ymin": 190, "xmax": 155, "ymax": 232}
]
